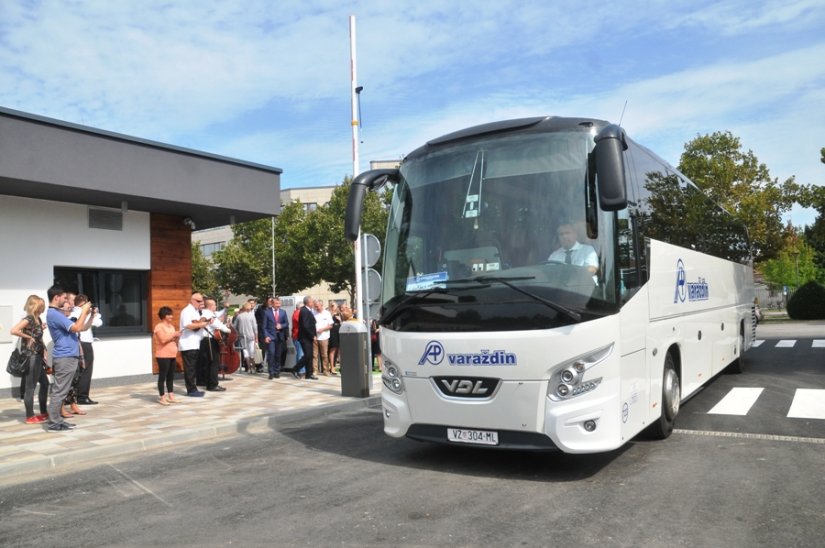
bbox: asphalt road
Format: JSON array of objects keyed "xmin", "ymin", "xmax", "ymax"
[{"xmin": 1, "ymin": 325, "xmax": 824, "ymax": 547}]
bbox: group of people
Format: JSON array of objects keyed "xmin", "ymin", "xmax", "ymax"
[
  {"xmin": 151, "ymin": 292, "xmax": 358, "ymax": 404},
  {"xmin": 9, "ymin": 286, "xmax": 374, "ymax": 430},
  {"xmin": 10, "ymin": 286, "xmax": 102, "ymax": 432},
  {"xmin": 248, "ymin": 295, "xmax": 350, "ymax": 380},
  {"xmin": 153, "ymin": 291, "xmax": 233, "ymax": 402}
]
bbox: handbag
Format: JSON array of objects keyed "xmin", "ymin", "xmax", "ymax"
[{"xmin": 6, "ymin": 343, "xmax": 30, "ymax": 378}]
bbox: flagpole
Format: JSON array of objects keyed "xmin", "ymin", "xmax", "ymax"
[{"xmin": 350, "ymin": 15, "xmax": 365, "ymax": 326}]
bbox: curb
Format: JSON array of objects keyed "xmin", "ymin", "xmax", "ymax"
[{"xmin": 0, "ymin": 395, "xmax": 382, "ymax": 484}]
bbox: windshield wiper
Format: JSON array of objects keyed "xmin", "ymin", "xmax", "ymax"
[
  {"xmin": 445, "ymin": 275, "xmax": 581, "ymax": 322},
  {"xmin": 381, "ymin": 285, "xmax": 478, "ymax": 324}
]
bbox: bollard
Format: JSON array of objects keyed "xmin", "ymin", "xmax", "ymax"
[{"xmin": 339, "ymin": 321, "xmax": 370, "ymax": 397}]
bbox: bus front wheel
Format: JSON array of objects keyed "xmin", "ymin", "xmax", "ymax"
[{"xmin": 649, "ymin": 353, "xmax": 680, "ymax": 439}]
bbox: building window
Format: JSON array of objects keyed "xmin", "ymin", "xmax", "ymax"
[
  {"xmin": 200, "ymin": 242, "xmax": 225, "ymax": 257},
  {"xmin": 304, "ymin": 202, "xmax": 318, "ymax": 212},
  {"xmin": 53, "ymin": 267, "xmax": 148, "ymax": 336}
]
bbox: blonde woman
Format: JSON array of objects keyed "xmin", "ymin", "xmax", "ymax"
[
  {"xmin": 10, "ymin": 295, "xmax": 50, "ymax": 424},
  {"xmin": 327, "ymin": 302, "xmax": 342, "ymax": 375}
]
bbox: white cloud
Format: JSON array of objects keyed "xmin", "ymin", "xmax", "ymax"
[{"xmin": 1, "ymin": 0, "xmax": 823, "ymax": 214}]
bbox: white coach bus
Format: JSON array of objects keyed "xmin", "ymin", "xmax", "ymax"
[{"xmin": 345, "ymin": 116, "xmax": 755, "ymax": 454}]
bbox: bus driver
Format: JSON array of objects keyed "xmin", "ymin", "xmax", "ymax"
[{"xmin": 548, "ymin": 222, "xmax": 598, "ymax": 274}]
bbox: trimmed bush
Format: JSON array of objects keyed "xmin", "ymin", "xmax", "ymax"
[{"xmin": 787, "ymin": 281, "xmax": 825, "ymax": 320}]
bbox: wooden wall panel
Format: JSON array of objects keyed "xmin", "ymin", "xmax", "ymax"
[{"xmin": 149, "ymin": 213, "xmax": 192, "ymax": 374}]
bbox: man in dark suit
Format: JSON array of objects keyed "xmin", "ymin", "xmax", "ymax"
[
  {"xmin": 271, "ymin": 297, "xmax": 290, "ymax": 372},
  {"xmin": 262, "ymin": 297, "xmax": 286, "ymax": 379},
  {"xmin": 295, "ymin": 296, "xmax": 318, "ymax": 380}
]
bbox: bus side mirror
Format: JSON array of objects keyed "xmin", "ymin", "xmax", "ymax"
[
  {"xmin": 345, "ymin": 169, "xmax": 399, "ymax": 241},
  {"xmin": 594, "ymin": 124, "xmax": 628, "ymax": 211}
]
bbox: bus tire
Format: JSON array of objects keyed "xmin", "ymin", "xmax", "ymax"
[
  {"xmin": 649, "ymin": 353, "xmax": 680, "ymax": 439},
  {"xmin": 728, "ymin": 328, "xmax": 746, "ymax": 374}
]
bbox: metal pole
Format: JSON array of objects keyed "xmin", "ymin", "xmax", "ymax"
[
  {"xmin": 350, "ymin": 15, "xmax": 365, "ymax": 325},
  {"xmin": 271, "ymin": 216, "xmax": 276, "ymax": 295}
]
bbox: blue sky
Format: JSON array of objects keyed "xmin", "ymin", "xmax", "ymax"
[{"xmin": 2, "ymin": 0, "xmax": 824, "ymax": 224}]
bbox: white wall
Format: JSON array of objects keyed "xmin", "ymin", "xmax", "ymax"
[{"xmin": 0, "ymin": 195, "xmax": 151, "ymax": 390}]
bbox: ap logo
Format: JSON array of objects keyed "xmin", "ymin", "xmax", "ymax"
[
  {"xmin": 418, "ymin": 341, "xmax": 445, "ymax": 365},
  {"xmin": 673, "ymin": 259, "xmax": 686, "ymax": 303}
]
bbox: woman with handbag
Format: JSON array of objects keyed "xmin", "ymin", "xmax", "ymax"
[{"xmin": 10, "ymin": 295, "xmax": 50, "ymax": 424}]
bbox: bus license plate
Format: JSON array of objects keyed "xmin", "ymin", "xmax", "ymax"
[{"xmin": 447, "ymin": 428, "xmax": 499, "ymax": 446}]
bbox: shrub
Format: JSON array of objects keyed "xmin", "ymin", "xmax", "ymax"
[{"xmin": 787, "ymin": 281, "xmax": 825, "ymax": 320}]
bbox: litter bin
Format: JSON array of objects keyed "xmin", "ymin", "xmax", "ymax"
[{"xmin": 339, "ymin": 320, "xmax": 370, "ymax": 397}]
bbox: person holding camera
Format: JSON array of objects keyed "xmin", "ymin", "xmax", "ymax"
[
  {"xmin": 74, "ymin": 294, "xmax": 102, "ymax": 405},
  {"xmin": 45, "ymin": 285, "xmax": 91, "ymax": 432}
]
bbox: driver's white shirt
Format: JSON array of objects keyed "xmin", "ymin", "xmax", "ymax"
[{"xmin": 548, "ymin": 241, "xmax": 598, "ymax": 269}]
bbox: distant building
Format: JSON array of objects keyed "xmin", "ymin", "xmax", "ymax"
[{"xmin": 369, "ymin": 159, "xmax": 402, "ymax": 170}]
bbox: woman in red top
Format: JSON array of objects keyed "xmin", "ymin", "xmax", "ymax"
[
  {"xmin": 291, "ymin": 303, "xmax": 304, "ymax": 373},
  {"xmin": 153, "ymin": 306, "xmax": 181, "ymax": 406}
]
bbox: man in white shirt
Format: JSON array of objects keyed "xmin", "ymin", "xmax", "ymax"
[
  {"xmin": 73, "ymin": 294, "xmax": 103, "ymax": 405},
  {"xmin": 312, "ymin": 299, "xmax": 334, "ymax": 375},
  {"xmin": 548, "ymin": 223, "xmax": 598, "ymax": 273},
  {"xmin": 179, "ymin": 292, "xmax": 209, "ymax": 397}
]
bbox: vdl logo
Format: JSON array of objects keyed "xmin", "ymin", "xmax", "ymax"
[
  {"xmin": 673, "ymin": 258, "xmax": 709, "ymax": 304},
  {"xmin": 419, "ymin": 341, "xmax": 445, "ymax": 365}
]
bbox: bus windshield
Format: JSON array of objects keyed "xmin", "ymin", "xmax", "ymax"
[{"xmin": 382, "ymin": 130, "xmax": 618, "ymax": 332}]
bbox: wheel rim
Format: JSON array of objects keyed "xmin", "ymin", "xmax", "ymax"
[{"xmin": 663, "ymin": 367, "xmax": 680, "ymax": 421}]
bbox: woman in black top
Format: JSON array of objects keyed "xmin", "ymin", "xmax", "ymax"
[{"xmin": 10, "ymin": 295, "xmax": 50, "ymax": 424}]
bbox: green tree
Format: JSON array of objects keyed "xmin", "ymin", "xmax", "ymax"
[
  {"xmin": 792, "ymin": 147, "xmax": 825, "ymax": 276},
  {"xmin": 191, "ymin": 243, "xmax": 221, "ymax": 299},
  {"xmin": 212, "ymin": 218, "xmax": 277, "ymax": 300},
  {"xmin": 678, "ymin": 131, "xmax": 799, "ymax": 262},
  {"xmin": 803, "ymin": 213, "xmax": 825, "ymax": 277},
  {"xmin": 760, "ymin": 227, "xmax": 818, "ymax": 289},
  {"xmin": 273, "ymin": 201, "xmax": 318, "ymax": 296},
  {"xmin": 311, "ymin": 180, "xmax": 390, "ymax": 303},
  {"xmin": 211, "ymin": 179, "xmax": 390, "ymax": 302}
]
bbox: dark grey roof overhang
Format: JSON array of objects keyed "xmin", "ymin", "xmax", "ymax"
[{"xmin": 0, "ymin": 107, "xmax": 282, "ymax": 229}]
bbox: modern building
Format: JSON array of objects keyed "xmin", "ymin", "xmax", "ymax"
[{"xmin": 0, "ymin": 106, "xmax": 281, "ymax": 391}]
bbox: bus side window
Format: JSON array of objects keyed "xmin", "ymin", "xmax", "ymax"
[{"xmin": 617, "ymin": 210, "xmax": 640, "ymax": 301}]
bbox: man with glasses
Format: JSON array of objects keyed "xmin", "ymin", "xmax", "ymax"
[{"xmin": 179, "ymin": 292, "xmax": 209, "ymax": 397}]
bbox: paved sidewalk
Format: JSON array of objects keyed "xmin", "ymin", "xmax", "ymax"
[{"xmin": 0, "ymin": 371, "xmax": 382, "ymax": 483}]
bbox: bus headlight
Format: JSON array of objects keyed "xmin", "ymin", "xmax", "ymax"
[
  {"xmin": 547, "ymin": 343, "xmax": 613, "ymax": 402},
  {"xmin": 382, "ymin": 359, "xmax": 404, "ymax": 395}
]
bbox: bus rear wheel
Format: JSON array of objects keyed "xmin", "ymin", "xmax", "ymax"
[
  {"xmin": 649, "ymin": 353, "xmax": 680, "ymax": 439},
  {"xmin": 728, "ymin": 328, "xmax": 746, "ymax": 374}
]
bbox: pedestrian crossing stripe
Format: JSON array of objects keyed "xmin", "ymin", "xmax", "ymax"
[
  {"xmin": 752, "ymin": 340, "xmax": 825, "ymax": 348},
  {"xmin": 707, "ymin": 387, "xmax": 825, "ymax": 420},
  {"xmin": 787, "ymin": 389, "xmax": 825, "ymax": 420},
  {"xmin": 708, "ymin": 387, "xmax": 764, "ymax": 415}
]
